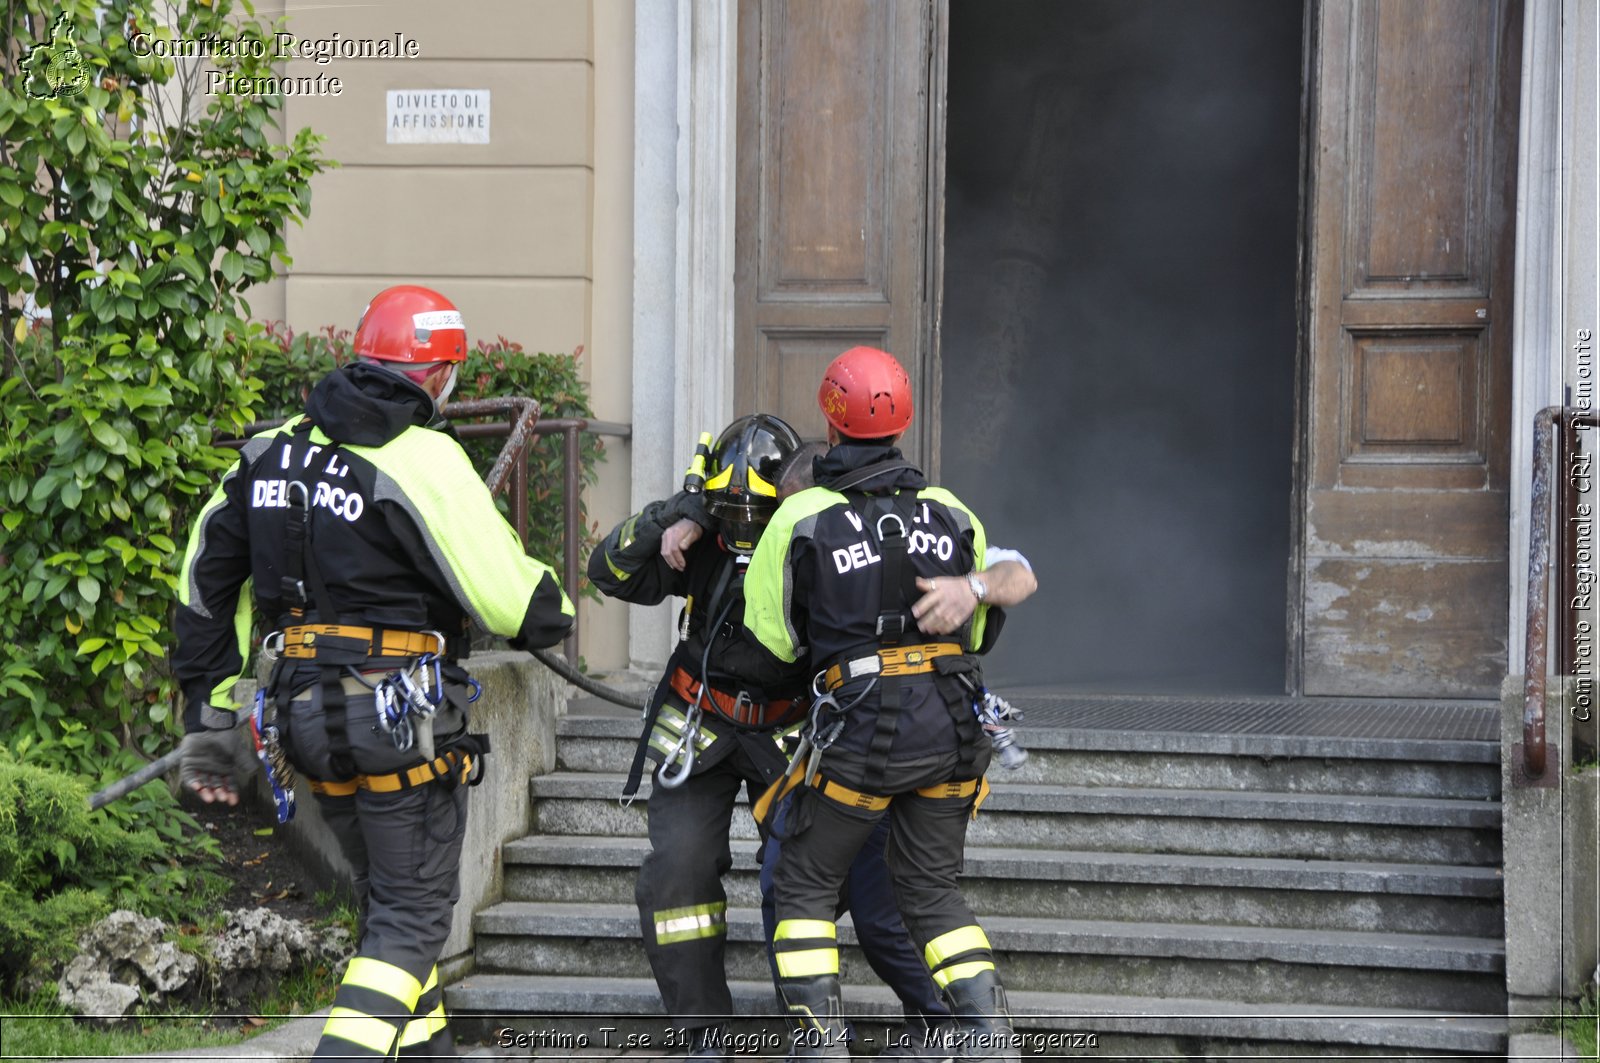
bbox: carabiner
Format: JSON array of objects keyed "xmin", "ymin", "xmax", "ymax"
[
  {"xmin": 657, "ymin": 705, "xmax": 702, "ymax": 789},
  {"xmin": 261, "ymin": 630, "xmax": 286, "ymax": 662}
]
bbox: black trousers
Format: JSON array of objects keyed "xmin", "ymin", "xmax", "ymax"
[
  {"xmin": 636, "ymin": 731, "xmax": 784, "ymax": 1032},
  {"xmin": 771, "ymin": 777, "xmax": 981, "ymax": 954},
  {"xmin": 760, "ymin": 798, "xmax": 950, "ymax": 1020},
  {"xmin": 311, "ymin": 780, "xmax": 468, "ymax": 1058}
]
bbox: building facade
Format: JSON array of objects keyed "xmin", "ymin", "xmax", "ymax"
[{"xmin": 261, "ymin": 0, "xmax": 1596, "ymax": 697}]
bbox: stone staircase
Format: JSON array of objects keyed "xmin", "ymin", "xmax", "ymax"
[{"xmin": 446, "ymin": 694, "xmax": 1509, "ymax": 1058}]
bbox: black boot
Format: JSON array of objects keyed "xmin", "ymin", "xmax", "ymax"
[
  {"xmin": 942, "ymin": 968, "xmax": 1020, "ymax": 1063},
  {"xmin": 778, "ymin": 973, "xmax": 850, "ymax": 1060}
]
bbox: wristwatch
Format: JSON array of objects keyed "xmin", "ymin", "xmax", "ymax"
[{"xmin": 967, "ymin": 572, "xmax": 988, "ymax": 602}]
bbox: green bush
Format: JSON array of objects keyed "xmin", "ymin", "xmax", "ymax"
[
  {"xmin": 249, "ymin": 326, "xmax": 606, "ymax": 600},
  {"xmin": 0, "ymin": 0, "xmax": 328, "ymax": 777},
  {"xmin": 0, "ymin": 755, "xmax": 224, "ymax": 991}
]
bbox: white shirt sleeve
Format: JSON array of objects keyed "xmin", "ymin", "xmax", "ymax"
[{"xmin": 983, "ymin": 545, "xmax": 1032, "ymax": 571}]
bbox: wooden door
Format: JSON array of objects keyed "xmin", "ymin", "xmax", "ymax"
[
  {"xmin": 734, "ymin": 0, "xmax": 938, "ymax": 463},
  {"xmin": 1299, "ymin": 0, "xmax": 1522, "ymax": 696}
]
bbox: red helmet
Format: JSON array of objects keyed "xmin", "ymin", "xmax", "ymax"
[
  {"xmin": 817, "ymin": 346, "xmax": 912, "ymax": 437},
  {"xmin": 353, "ymin": 285, "xmax": 468, "ymax": 364}
]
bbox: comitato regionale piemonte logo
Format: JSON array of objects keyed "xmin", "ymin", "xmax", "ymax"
[{"xmin": 23, "ymin": 13, "xmax": 89, "ymax": 100}]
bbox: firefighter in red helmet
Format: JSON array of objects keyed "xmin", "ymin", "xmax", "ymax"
[
  {"xmin": 745, "ymin": 346, "xmax": 1022, "ymax": 1061},
  {"xmin": 174, "ymin": 285, "xmax": 574, "ymax": 1059}
]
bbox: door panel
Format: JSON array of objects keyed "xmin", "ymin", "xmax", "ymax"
[
  {"xmin": 1301, "ymin": 0, "xmax": 1521, "ymax": 696},
  {"xmin": 735, "ymin": 0, "xmax": 934, "ymax": 454}
]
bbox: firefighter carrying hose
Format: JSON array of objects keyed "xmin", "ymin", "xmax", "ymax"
[
  {"xmin": 744, "ymin": 346, "xmax": 1022, "ymax": 1061},
  {"xmin": 172, "ymin": 285, "xmax": 574, "ymax": 1059}
]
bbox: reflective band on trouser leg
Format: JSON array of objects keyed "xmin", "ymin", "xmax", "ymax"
[
  {"xmin": 923, "ymin": 925, "xmax": 992, "ymax": 969},
  {"xmin": 313, "ymin": 956, "xmax": 423, "ymax": 1058},
  {"xmin": 396, "ymin": 966, "xmax": 450, "ymax": 1056},
  {"xmin": 653, "ymin": 901, "xmax": 727, "ymax": 945},
  {"xmin": 774, "ymin": 918, "xmax": 839, "ymax": 978},
  {"xmin": 933, "ymin": 959, "xmax": 997, "ymax": 990},
  {"xmin": 924, "ymin": 924, "xmax": 997, "ymax": 988}
]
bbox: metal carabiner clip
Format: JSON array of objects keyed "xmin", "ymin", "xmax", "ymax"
[
  {"xmin": 261, "ymin": 630, "xmax": 286, "ymax": 663},
  {"xmin": 657, "ymin": 704, "xmax": 702, "ymax": 789}
]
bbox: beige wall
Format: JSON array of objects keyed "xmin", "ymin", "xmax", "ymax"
[{"xmin": 255, "ymin": 0, "xmax": 634, "ymax": 669}]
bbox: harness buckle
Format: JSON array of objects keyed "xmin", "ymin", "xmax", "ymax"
[
  {"xmin": 261, "ymin": 630, "xmax": 285, "ymax": 662},
  {"xmin": 875, "ymin": 511, "xmax": 907, "ymax": 540}
]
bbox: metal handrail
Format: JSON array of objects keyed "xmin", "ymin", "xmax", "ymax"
[
  {"xmin": 1522, "ymin": 406, "xmax": 1597, "ymax": 782},
  {"xmin": 527, "ymin": 418, "xmax": 632, "ymax": 660}
]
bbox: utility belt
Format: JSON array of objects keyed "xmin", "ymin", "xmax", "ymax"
[
  {"xmin": 752, "ymin": 767, "xmax": 990, "ymax": 826},
  {"xmin": 821, "ymin": 641, "xmax": 964, "ymax": 693},
  {"xmin": 265, "ymin": 624, "xmax": 452, "ymax": 664},
  {"xmin": 668, "ymin": 667, "xmax": 804, "ymax": 729},
  {"xmin": 260, "ymin": 626, "xmax": 484, "ymax": 802},
  {"xmin": 305, "ymin": 747, "xmax": 482, "ymax": 797}
]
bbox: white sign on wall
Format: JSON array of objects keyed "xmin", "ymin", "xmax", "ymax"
[{"xmin": 386, "ymin": 89, "xmax": 491, "ymax": 145}]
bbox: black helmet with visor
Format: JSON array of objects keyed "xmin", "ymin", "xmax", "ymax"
[{"xmin": 702, "ymin": 413, "xmax": 803, "ymax": 553}]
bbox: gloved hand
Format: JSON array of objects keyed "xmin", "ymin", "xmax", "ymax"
[
  {"xmin": 664, "ymin": 490, "xmax": 717, "ymax": 532},
  {"xmin": 179, "ymin": 707, "xmax": 255, "ymax": 806}
]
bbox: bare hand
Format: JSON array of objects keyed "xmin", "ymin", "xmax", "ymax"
[
  {"xmin": 912, "ymin": 576, "xmax": 978, "ymax": 635},
  {"xmin": 661, "ymin": 517, "xmax": 705, "ymax": 572}
]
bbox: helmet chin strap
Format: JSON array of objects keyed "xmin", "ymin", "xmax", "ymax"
[{"xmin": 435, "ymin": 364, "xmax": 459, "ymax": 409}]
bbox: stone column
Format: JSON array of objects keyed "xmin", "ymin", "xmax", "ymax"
[{"xmin": 630, "ymin": 0, "xmax": 738, "ymax": 673}]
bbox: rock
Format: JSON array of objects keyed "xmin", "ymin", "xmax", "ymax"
[
  {"xmin": 56, "ymin": 910, "xmax": 191, "ymax": 1024},
  {"xmin": 57, "ymin": 954, "xmax": 140, "ymax": 1026},
  {"xmin": 54, "ymin": 906, "xmax": 353, "ymax": 1020},
  {"xmin": 209, "ymin": 907, "xmax": 346, "ymax": 1006}
]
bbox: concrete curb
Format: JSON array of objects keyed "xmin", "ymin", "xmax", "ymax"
[
  {"xmin": 1507, "ymin": 1031, "xmax": 1582, "ymax": 1059},
  {"xmin": 60, "ymin": 1011, "xmax": 325, "ymax": 1062}
]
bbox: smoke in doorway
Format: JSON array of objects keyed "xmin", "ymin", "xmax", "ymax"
[{"xmin": 941, "ymin": 0, "xmax": 1304, "ymax": 693}]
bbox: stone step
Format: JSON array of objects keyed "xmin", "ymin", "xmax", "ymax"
[
  {"xmin": 555, "ymin": 713, "xmax": 1501, "ymax": 798},
  {"xmin": 445, "ymin": 972, "xmax": 1508, "ymax": 1057},
  {"xmin": 500, "ymin": 834, "xmax": 1504, "ymax": 937},
  {"xmin": 471, "ymin": 902, "xmax": 1506, "ymax": 1014},
  {"xmin": 527, "ymin": 772, "xmax": 1502, "ymax": 865}
]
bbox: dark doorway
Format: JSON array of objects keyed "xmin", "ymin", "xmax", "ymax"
[{"xmin": 940, "ymin": 0, "xmax": 1305, "ymax": 692}]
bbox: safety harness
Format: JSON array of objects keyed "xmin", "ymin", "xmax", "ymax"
[
  {"xmin": 753, "ymin": 463, "xmax": 988, "ymax": 828},
  {"xmin": 261, "ymin": 419, "xmax": 489, "ymax": 806},
  {"xmin": 622, "ymin": 548, "xmax": 802, "ymax": 801}
]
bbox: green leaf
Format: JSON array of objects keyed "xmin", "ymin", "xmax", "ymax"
[
  {"xmin": 0, "ymin": 184, "xmax": 22, "ymax": 208},
  {"xmin": 220, "ymin": 251, "xmax": 244, "ymax": 285},
  {"xmin": 76, "ymin": 637, "xmax": 108, "ymax": 655},
  {"xmin": 89, "ymin": 420, "xmax": 128, "ymax": 455},
  {"xmin": 201, "ymin": 198, "xmax": 221, "ymax": 227},
  {"xmin": 61, "ymin": 481, "xmax": 81, "ymax": 508},
  {"xmin": 66, "ymin": 126, "xmax": 86, "ymax": 154},
  {"xmin": 148, "ymin": 533, "xmax": 177, "ymax": 552},
  {"xmin": 77, "ymin": 576, "xmax": 101, "ymax": 604},
  {"xmin": 2, "ymin": 511, "xmax": 22, "ymax": 532}
]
